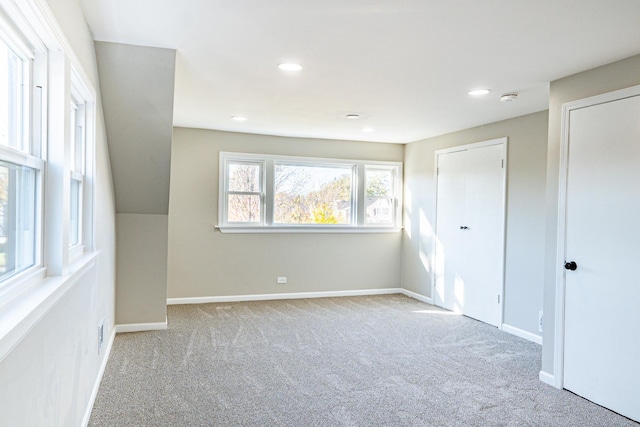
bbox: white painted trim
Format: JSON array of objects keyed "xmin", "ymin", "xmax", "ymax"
[
  {"xmin": 432, "ymin": 137, "xmax": 508, "ymax": 328},
  {"xmin": 400, "ymin": 288, "xmax": 433, "ymax": 305},
  {"xmin": 167, "ymin": 288, "xmax": 403, "ymax": 305},
  {"xmin": 554, "ymin": 84, "xmax": 640, "ymax": 391},
  {"xmin": 434, "ymin": 137, "xmax": 508, "ymax": 155},
  {"xmin": 81, "ymin": 328, "xmax": 115, "ymax": 427},
  {"xmin": 501, "ymin": 323, "xmax": 542, "ymax": 345},
  {"xmin": 539, "ymin": 370, "xmax": 555, "ymax": 387},
  {"xmin": 115, "ymin": 320, "xmax": 167, "ymax": 333},
  {"xmin": 217, "ymin": 226, "xmax": 402, "ymax": 234}
]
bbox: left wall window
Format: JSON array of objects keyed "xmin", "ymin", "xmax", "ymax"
[{"xmin": 0, "ymin": 28, "xmax": 43, "ymax": 283}]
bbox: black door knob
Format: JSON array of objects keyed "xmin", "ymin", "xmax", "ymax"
[{"xmin": 564, "ymin": 261, "xmax": 577, "ymax": 271}]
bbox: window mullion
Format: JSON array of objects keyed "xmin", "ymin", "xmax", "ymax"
[
  {"xmin": 264, "ymin": 159, "xmax": 274, "ymax": 226},
  {"xmin": 356, "ymin": 163, "xmax": 365, "ymax": 227}
]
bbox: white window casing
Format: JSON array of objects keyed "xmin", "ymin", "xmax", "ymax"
[{"xmin": 218, "ymin": 152, "xmax": 403, "ymax": 233}]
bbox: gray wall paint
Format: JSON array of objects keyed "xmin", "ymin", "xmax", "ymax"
[
  {"xmin": 95, "ymin": 42, "xmax": 176, "ymax": 326},
  {"xmin": 168, "ymin": 128, "xmax": 404, "ymax": 298},
  {"xmin": 0, "ymin": 0, "xmax": 117, "ymax": 424},
  {"xmin": 95, "ymin": 42, "xmax": 175, "ymax": 215},
  {"xmin": 541, "ymin": 54, "xmax": 640, "ymax": 375},
  {"xmin": 116, "ymin": 214, "xmax": 169, "ymax": 324},
  {"xmin": 402, "ymin": 111, "xmax": 549, "ymax": 337}
]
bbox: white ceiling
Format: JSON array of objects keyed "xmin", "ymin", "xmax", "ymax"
[{"xmin": 80, "ymin": 0, "xmax": 640, "ymax": 144}]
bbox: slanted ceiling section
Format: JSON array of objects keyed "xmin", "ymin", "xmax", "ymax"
[{"xmin": 95, "ymin": 42, "xmax": 176, "ymax": 214}]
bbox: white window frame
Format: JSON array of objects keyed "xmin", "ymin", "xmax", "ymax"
[
  {"xmin": 218, "ymin": 152, "xmax": 402, "ymax": 233},
  {"xmin": 221, "ymin": 158, "xmax": 265, "ymax": 227},
  {"xmin": 364, "ymin": 165, "xmax": 399, "ymax": 226},
  {"xmin": 0, "ymin": 0, "xmax": 96, "ymax": 299},
  {"xmin": 0, "ymin": 10, "xmax": 46, "ymax": 297},
  {"xmin": 68, "ymin": 71, "xmax": 91, "ymax": 261}
]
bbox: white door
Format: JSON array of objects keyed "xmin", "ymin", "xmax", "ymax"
[
  {"xmin": 563, "ymin": 93, "xmax": 640, "ymax": 422},
  {"xmin": 435, "ymin": 140, "xmax": 506, "ymax": 327},
  {"xmin": 434, "ymin": 149, "xmax": 467, "ymax": 313}
]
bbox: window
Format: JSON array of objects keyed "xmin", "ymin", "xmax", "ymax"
[
  {"xmin": 219, "ymin": 152, "xmax": 402, "ymax": 232},
  {"xmin": 69, "ymin": 97, "xmax": 85, "ymax": 250},
  {"xmin": 225, "ymin": 161, "xmax": 264, "ymax": 224},
  {"xmin": 67, "ymin": 68, "xmax": 95, "ymax": 260},
  {"xmin": 0, "ymin": 27, "xmax": 43, "ymax": 284},
  {"xmin": 274, "ymin": 163, "xmax": 354, "ymax": 225},
  {"xmin": 0, "ymin": 4, "xmax": 96, "ymax": 298},
  {"xmin": 365, "ymin": 166, "xmax": 397, "ymax": 225}
]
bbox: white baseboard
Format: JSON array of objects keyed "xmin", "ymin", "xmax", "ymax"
[
  {"xmin": 167, "ymin": 288, "xmax": 403, "ymax": 305},
  {"xmin": 539, "ymin": 370, "xmax": 555, "ymax": 387},
  {"xmin": 501, "ymin": 323, "xmax": 542, "ymax": 345},
  {"xmin": 115, "ymin": 319, "xmax": 167, "ymax": 333},
  {"xmin": 81, "ymin": 328, "xmax": 115, "ymax": 427},
  {"xmin": 400, "ymin": 289, "xmax": 433, "ymax": 305}
]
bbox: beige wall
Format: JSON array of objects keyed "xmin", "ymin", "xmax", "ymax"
[
  {"xmin": 116, "ymin": 214, "xmax": 168, "ymax": 325},
  {"xmin": 95, "ymin": 42, "xmax": 175, "ymax": 215},
  {"xmin": 541, "ymin": 54, "xmax": 640, "ymax": 375},
  {"xmin": 402, "ymin": 111, "xmax": 549, "ymax": 337},
  {"xmin": 168, "ymin": 128, "xmax": 404, "ymax": 298},
  {"xmin": 95, "ymin": 42, "xmax": 176, "ymax": 326}
]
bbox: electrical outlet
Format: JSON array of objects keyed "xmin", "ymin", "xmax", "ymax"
[
  {"xmin": 538, "ymin": 311, "xmax": 544, "ymax": 333},
  {"xmin": 277, "ymin": 276, "xmax": 287, "ymax": 284}
]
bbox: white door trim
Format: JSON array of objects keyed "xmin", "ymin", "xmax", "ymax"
[
  {"xmin": 553, "ymin": 84, "xmax": 640, "ymax": 389},
  {"xmin": 432, "ymin": 137, "xmax": 508, "ymax": 327}
]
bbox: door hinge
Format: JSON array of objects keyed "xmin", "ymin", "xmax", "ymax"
[
  {"xmin": 501, "ymin": 159, "xmax": 504, "ymax": 168},
  {"xmin": 437, "ymin": 167, "xmax": 439, "ymax": 175},
  {"xmin": 498, "ymin": 294, "xmax": 501, "ymax": 304}
]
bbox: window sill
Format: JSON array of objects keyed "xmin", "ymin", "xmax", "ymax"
[
  {"xmin": 215, "ymin": 225, "xmax": 403, "ymax": 234},
  {"xmin": 0, "ymin": 250, "xmax": 99, "ymax": 363}
]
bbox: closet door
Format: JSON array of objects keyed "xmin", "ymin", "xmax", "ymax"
[
  {"xmin": 434, "ymin": 149, "xmax": 467, "ymax": 313},
  {"xmin": 434, "ymin": 140, "xmax": 506, "ymax": 327},
  {"xmin": 462, "ymin": 144, "xmax": 504, "ymax": 327},
  {"xmin": 562, "ymin": 92, "xmax": 640, "ymax": 422}
]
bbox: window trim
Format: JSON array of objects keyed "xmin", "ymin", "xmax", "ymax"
[
  {"xmin": 0, "ymin": 16, "xmax": 45, "ymax": 294},
  {"xmin": 218, "ymin": 152, "xmax": 403, "ymax": 233}
]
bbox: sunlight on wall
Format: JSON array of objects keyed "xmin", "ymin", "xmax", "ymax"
[
  {"xmin": 418, "ymin": 209, "xmax": 434, "ymax": 276},
  {"xmin": 404, "ymin": 187, "xmax": 412, "ymax": 213}
]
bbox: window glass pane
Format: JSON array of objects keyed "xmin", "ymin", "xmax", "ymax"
[
  {"xmin": 366, "ymin": 168, "xmax": 393, "ymax": 197},
  {"xmin": 366, "ymin": 168, "xmax": 395, "ymax": 225},
  {"xmin": 274, "ymin": 164, "xmax": 352, "ymax": 225},
  {"xmin": 228, "ymin": 163, "xmax": 260, "ymax": 192},
  {"xmin": 71, "ymin": 103, "xmax": 85, "ymax": 174},
  {"xmin": 365, "ymin": 198, "xmax": 393, "ymax": 224},
  {"xmin": 0, "ymin": 160, "xmax": 36, "ymax": 280},
  {"xmin": 0, "ymin": 39, "xmax": 25, "ymax": 152},
  {"xmin": 70, "ymin": 179, "xmax": 80, "ymax": 246},
  {"xmin": 227, "ymin": 194, "xmax": 261, "ymax": 223}
]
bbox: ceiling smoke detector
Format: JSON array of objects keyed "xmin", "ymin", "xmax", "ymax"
[{"xmin": 500, "ymin": 93, "xmax": 518, "ymax": 102}]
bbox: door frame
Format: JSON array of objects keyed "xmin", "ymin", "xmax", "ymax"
[
  {"xmin": 432, "ymin": 137, "xmax": 508, "ymax": 327},
  {"xmin": 553, "ymin": 84, "xmax": 640, "ymax": 389}
]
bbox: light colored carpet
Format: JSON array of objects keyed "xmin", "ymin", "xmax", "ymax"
[{"xmin": 89, "ymin": 294, "xmax": 638, "ymax": 426}]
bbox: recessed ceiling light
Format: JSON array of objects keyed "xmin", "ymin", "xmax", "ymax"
[
  {"xmin": 362, "ymin": 128, "xmax": 374, "ymax": 132},
  {"xmin": 231, "ymin": 116, "xmax": 247, "ymax": 122},
  {"xmin": 468, "ymin": 89, "xmax": 491, "ymax": 96},
  {"xmin": 278, "ymin": 63, "xmax": 303, "ymax": 71},
  {"xmin": 346, "ymin": 114, "xmax": 360, "ymax": 119}
]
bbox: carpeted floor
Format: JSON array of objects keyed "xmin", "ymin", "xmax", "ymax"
[{"xmin": 89, "ymin": 294, "xmax": 638, "ymax": 426}]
